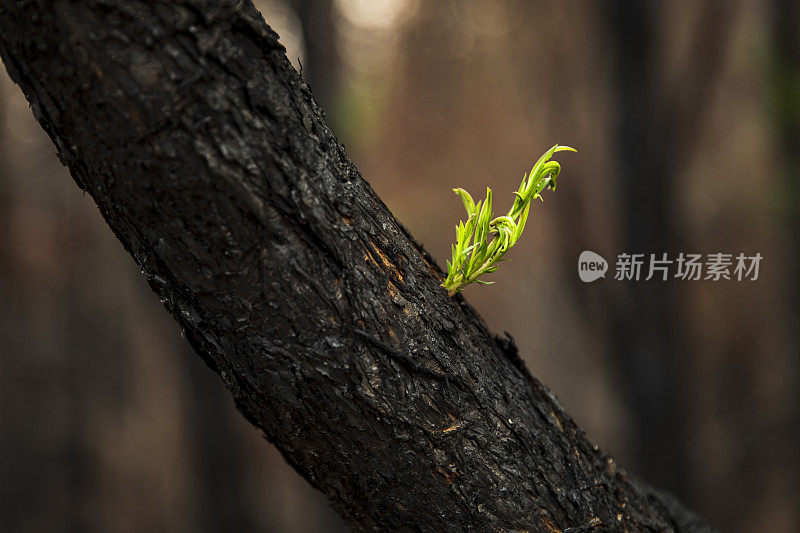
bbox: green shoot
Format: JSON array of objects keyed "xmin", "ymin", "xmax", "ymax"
[{"xmin": 442, "ymin": 144, "xmax": 576, "ymax": 296}]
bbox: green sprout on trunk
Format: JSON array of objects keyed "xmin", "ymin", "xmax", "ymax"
[{"xmin": 443, "ymin": 144, "xmax": 576, "ymax": 296}]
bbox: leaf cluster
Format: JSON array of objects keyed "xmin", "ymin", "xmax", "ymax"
[{"xmin": 442, "ymin": 144, "xmax": 576, "ymax": 296}]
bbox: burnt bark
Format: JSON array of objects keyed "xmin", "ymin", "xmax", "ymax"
[{"xmin": 0, "ymin": 1, "xmax": 712, "ymax": 531}]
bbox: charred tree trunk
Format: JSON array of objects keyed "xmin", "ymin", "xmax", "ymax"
[{"xmin": 0, "ymin": 1, "xmax": 712, "ymax": 530}]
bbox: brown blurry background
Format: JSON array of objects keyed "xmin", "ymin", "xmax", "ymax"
[{"xmin": 1, "ymin": 1, "xmax": 798, "ymax": 531}]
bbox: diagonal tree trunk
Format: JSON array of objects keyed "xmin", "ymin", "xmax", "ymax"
[{"xmin": 0, "ymin": 1, "xmax": 712, "ymax": 530}]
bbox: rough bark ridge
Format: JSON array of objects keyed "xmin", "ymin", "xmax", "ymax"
[{"xmin": 0, "ymin": 1, "xmax": 712, "ymax": 531}]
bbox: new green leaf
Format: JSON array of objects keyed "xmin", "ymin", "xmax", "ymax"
[{"xmin": 442, "ymin": 144, "xmax": 576, "ymax": 296}]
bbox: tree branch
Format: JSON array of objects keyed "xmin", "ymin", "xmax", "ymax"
[{"xmin": 0, "ymin": 1, "xmax": 712, "ymax": 530}]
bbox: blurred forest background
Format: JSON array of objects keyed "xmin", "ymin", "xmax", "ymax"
[{"xmin": 1, "ymin": 0, "xmax": 799, "ymax": 531}]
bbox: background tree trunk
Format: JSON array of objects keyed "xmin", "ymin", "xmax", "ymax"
[
  {"xmin": 602, "ymin": 0, "xmax": 734, "ymax": 499},
  {"xmin": 0, "ymin": 1, "xmax": 712, "ymax": 530}
]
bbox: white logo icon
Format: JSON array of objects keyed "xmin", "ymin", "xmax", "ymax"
[{"xmin": 578, "ymin": 250, "xmax": 608, "ymax": 283}]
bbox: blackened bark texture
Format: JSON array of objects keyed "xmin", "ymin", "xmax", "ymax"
[{"xmin": 0, "ymin": 1, "xmax": 712, "ymax": 531}]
